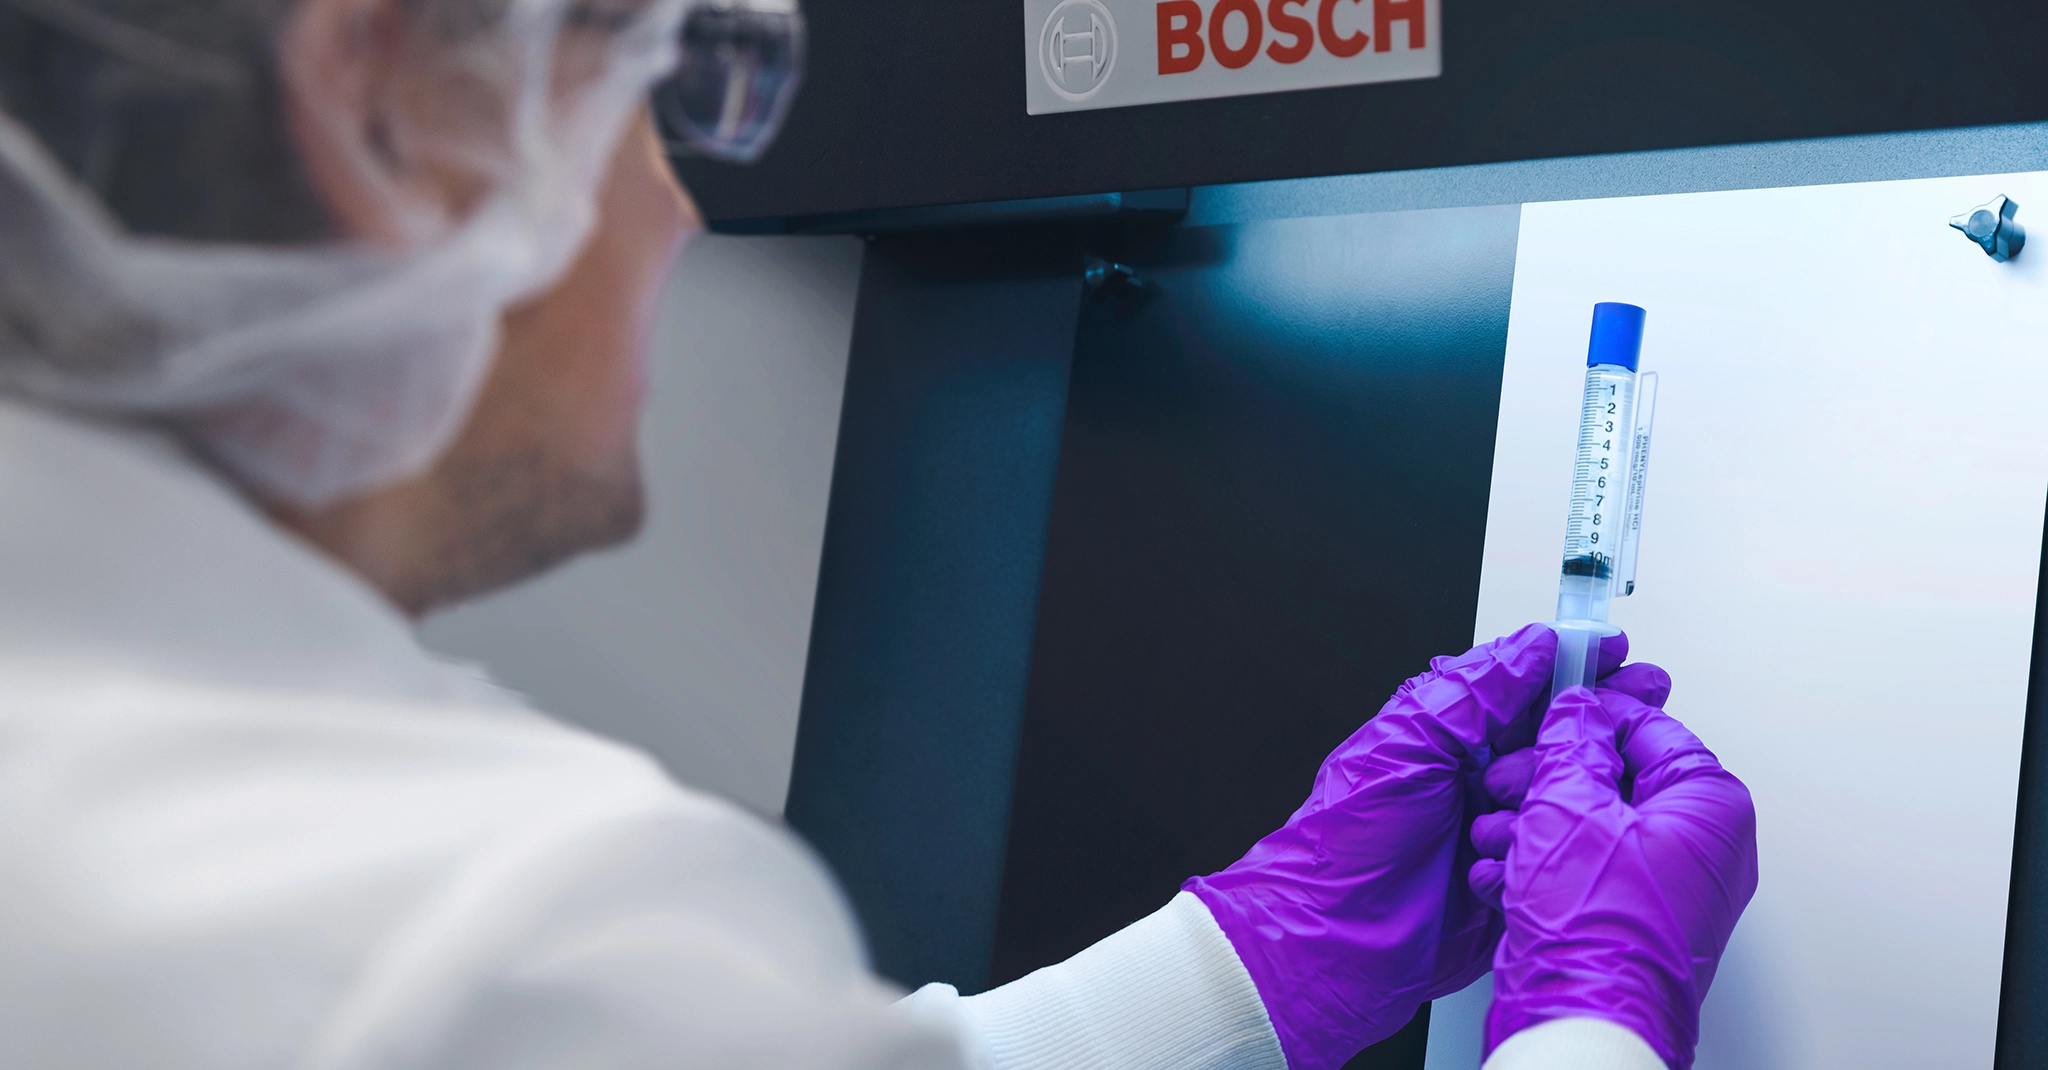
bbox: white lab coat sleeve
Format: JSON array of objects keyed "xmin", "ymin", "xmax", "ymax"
[
  {"xmin": 1480, "ymin": 1017, "xmax": 1667, "ymax": 1070},
  {"xmin": 898, "ymin": 891, "xmax": 1288, "ymax": 1070},
  {"xmin": 299, "ymin": 792, "xmax": 986, "ymax": 1070},
  {"xmin": 427, "ymin": 902, "xmax": 976, "ymax": 1070}
]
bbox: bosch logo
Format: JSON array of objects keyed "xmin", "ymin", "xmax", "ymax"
[
  {"xmin": 1040, "ymin": 0, "xmax": 1119, "ymax": 100},
  {"xmin": 1022, "ymin": 0, "xmax": 1440, "ymax": 115},
  {"xmin": 1155, "ymin": 0, "xmax": 1426, "ymax": 74}
]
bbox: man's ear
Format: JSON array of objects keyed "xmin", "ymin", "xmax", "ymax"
[{"xmin": 277, "ymin": 0, "xmax": 462, "ymax": 247}]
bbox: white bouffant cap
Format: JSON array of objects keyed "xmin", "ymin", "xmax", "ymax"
[{"xmin": 0, "ymin": 0, "xmax": 687, "ymax": 506}]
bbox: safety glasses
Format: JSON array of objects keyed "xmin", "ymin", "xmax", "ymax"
[{"xmin": 652, "ymin": 0, "xmax": 805, "ymax": 164}]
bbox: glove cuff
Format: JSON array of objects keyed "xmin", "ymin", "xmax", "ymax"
[
  {"xmin": 1183, "ymin": 876, "xmax": 1431, "ymax": 1070},
  {"xmin": 1481, "ymin": 1016, "xmax": 1668, "ymax": 1070},
  {"xmin": 1485, "ymin": 1001, "xmax": 1687, "ymax": 1070}
]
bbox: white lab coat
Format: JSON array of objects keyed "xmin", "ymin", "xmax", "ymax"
[{"xmin": 0, "ymin": 401, "xmax": 1653, "ymax": 1070}]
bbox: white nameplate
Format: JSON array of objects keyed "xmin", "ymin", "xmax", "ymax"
[{"xmin": 1024, "ymin": 0, "xmax": 1440, "ymax": 115}]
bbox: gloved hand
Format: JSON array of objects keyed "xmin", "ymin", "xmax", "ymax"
[
  {"xmin": 1468, "ymin": 684, "xmax": 1758, "ymax": 1070},
  {"xmin": 1183, "ymin": 624, "xmax": 1665, "ymax": 1070}
]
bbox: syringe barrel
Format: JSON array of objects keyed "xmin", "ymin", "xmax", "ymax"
[
  {"xmin": 1555, "ymin": 568, "xmax": 1613, "ymax": 624},
  {"xmin": 1550, "ymin": 621, "xmax": 1608, "ymax": 695},
  {"xmin": 1550, "ymin": 303, "xmax": 1647, "ymax": 703},
  {"xmin": 1554, "ymin": 360, "xmax": 1638, "ymax": 624}
]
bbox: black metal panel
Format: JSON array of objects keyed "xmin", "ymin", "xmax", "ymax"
[
  {"xmin": 785, "ymin": 229, "xmax": 1084, "ymax": 992},
  {"xmin": 1997, "ymin": 499, "xmax": 2048, "ymax": 1067},
  {"xmin": 723, "ymin": 189, "xmax": 1191, "ymax": 236},
  {"xmin": 988, "ymin": 204, "xmax": 1522, "ymax": 1066},
  {"xmin": 672, "ymin": 0, "xmax": 2048, "ymax": 226}
]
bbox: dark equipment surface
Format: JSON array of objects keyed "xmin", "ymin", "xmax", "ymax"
[
  {"xmin": 776, "ymin": 134, "xmax": 2048, "ymax": 1066},
  {"xmin": 672, "ymin": 0, "xmax": 2048, "ymax": 228},
  {"xmin": 784, "ymin": 228, "xmax": 1084, "ymax": 992},
  {"xmin": 1997, "ymin": 499, "xmax": 2048, "ymax": 1068},
  {"xmin": 987, "ymin": 205, "xmax": 1521, "ymax": 1067}
]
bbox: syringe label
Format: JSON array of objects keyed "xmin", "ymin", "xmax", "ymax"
[{"xmin": 1612, "ymin": 370, "xmax": 1659, "ymax": 598}]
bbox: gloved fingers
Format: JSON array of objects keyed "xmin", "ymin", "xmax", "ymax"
[
  {"xmin": 1594, "ymin": 631, "xmax": 1630, "ymax": 679},
  {"xmin": 1478, "ymin": 652, "xmax": 1654, "ymax": 806},
  {"xmin": 1470, "ymin": 810, "xmax": 1516, "ymax": 859},
  {"xmin": 1476, "ymin": 630, "xmax": 1634, "ymax": 756},
  {"xmin": 1428, "ymin": 880, "xmax": 1506, "ymax": 1000},
  {"xmin": 1598, "ymin": 689, "xmax": 1726, "ymax": 801},
  {"xmin": 1612, "ymin": 695, "xmax": 1707, "ymax": 775},
  {"xmin": 1417, "ymin": 624, "xmax": 1555, "ymax": 678},
  {"xmin": 1596, "ymin": 660, "xmax": 1672, "ymax": 709},
  {"xmin": 1486, "ymin": 714, "xmax": 1539, "ymax": 757},
  {"xmin": 1525, "ymin": 687, "xmax": 1626, "ymax": 807},
  {"xmin": 1411, "ymin": 622, "xmax": 1554, "ymax": 692},
  {"xmin": 1481, "ymin": 747, "xmax": 1539, "ymax": 808},
  {"xmin": 1462, "ymin": 764, "xmax": 1498, "ymax": 823},
  {"xmin": 1467, "ymin": 859, "xmax": 1506, "ymax": 911},
  {"xmin": 1363, "ymin": 626, "xmax": 1642, "ymax": 775},
  {"xmin": 1381, "ymin": 624, "xmax": 1559, "ymax": 757}
]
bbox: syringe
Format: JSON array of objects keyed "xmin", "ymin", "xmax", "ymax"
[{"xmin": 1551, "ymin": 302, "xmax": 1659, "ymax": 700}]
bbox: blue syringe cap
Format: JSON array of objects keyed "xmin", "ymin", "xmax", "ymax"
[{"xmin": 1586, "ymin": 302, "xmax": 1646, "ymax": 371}]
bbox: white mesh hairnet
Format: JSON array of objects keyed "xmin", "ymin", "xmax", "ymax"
[{"xmin": 0, "ymin": 0, "xmax": 688, "ymax": 506}]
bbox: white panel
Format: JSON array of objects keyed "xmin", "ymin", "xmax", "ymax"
[
  {"xmin": 1425, "ymin": 972, "xmax": 1490, "ymax": 1069},
  {"xmin": 422, "ymin": 235, "xmax": 862, "ymax": 817},
  {"xmin": 1470, "ymin": 174, "xmax": 2048, "ymax": 1068}
]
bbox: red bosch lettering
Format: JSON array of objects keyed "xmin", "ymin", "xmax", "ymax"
[
  {"xmin": 1152, "ymin": 0, "xmax": 1423, "ymax": 73},
  {"xmin": 1157, "ymin": 0, "xmax": 1205, "ymax": 73},
  {"xmin": 1265, "ymin": 0, "xmax": 1312, "ymax": 63},
  {"xmin": 1318, "ymin": 0, "xmax": 1368, "ymax": 58},
  {"xmin": 1374, "ymin": 0, "xmax": 1425, "ymax": 50},
  {"xmin": 1209, "ymin": 0, "xmax": 1263, "ymax": 69}
]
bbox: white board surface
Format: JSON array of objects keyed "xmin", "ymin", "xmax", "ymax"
[{"xmin": 1434, "ymin": 174, "xmax": 2048, "ymax": 1069}]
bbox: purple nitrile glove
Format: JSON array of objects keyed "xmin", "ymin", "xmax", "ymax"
[
  {"xmin": 1183, "ymin": 624, "xmax": 1662, "ymax": 1070},
  {"xmin": 1469, "ymin": 685, "xmax": 1758, "ymax": 1070},
  {"xmin": 1465, "ymin": 661, "xmax": 1672, "ymax": 906}
]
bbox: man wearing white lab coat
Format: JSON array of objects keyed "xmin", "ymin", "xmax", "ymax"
[{"xmin": 0, "ymin": 1, "xmax": 1745, "ymax": 1067}]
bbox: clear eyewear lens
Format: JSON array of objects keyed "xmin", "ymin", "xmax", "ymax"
[{"xmin": 654, "ymin": 0, "xmax": 805, "ymax": 164}]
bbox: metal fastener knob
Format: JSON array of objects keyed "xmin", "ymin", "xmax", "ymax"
[
  {"xmin": 1083, "ymin": 255, "xmax": 1139, "ymax": 302},
  {"xmin": 1950, "ymin": 196, "xmax": 2025, "ymax": 262}
]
